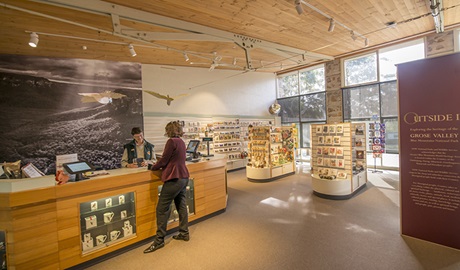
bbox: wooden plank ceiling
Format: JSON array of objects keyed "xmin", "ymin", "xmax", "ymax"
[{"xmin": 0, "ymin": 0, "xmax": 459, "ymax": 73}]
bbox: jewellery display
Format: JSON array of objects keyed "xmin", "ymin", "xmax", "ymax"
[{"xmin": 79, "ymin": 192, "xmax": 136, "ymax": 254}]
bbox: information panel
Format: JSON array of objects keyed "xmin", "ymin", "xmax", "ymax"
[{"xmin": 397, "ymin": 53, "xmax": 460, "ymax": 249}]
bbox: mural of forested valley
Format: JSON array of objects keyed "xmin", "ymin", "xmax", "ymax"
[{"xmin": 0, "ymin": 55, "xmax": 143, "ymax": 175}]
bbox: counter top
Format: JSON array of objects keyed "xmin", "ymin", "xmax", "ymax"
[{"xmin": 0, "ymin": 155, "xmax": 227, "ymax": 193}]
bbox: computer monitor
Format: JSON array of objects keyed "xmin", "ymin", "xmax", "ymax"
[
  {"xmin": 186, "ymin": 140, "xmax": 200, "ymax": 158},
  {"xmin": 62, "ymin": 161, "xmax": 94, "ymax": 181}
]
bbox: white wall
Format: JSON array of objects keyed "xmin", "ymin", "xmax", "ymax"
[{"xmin": 141, "ymin": 64, "xmax": 276, "ymax": 116}]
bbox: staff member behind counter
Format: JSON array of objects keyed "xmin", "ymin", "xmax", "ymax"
[{"xmin": 121, "ymin": 127, "xmax": 155, "ymax": 168}]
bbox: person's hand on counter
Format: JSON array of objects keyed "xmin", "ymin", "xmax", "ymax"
[{"xmin": 126, "ymin": 163, "xmax": 140, "ymax": 168}]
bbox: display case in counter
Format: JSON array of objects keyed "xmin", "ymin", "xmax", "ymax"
[
  {"xmin": 311, "ymin": 122, "xmax": 367, "ymax": 199},
  {"xmin": 80, "ymin": 192, "xmax": 136, "ymax": 254},
  {"xmin": 0, "ymin": 231, "xmax": 6, "ymax": 270}
]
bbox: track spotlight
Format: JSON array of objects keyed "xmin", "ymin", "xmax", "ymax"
[
  {"xmin": 364, "ymin": 38, "xmax": 369, "ymax": 47},
  {"xmin": 328, "ymin": 18, "xmax": 335, "ymax": 32},
  {"xmin": 295, "ymin": 0, "xmax": 303, "ymax": 15},
  {"xmin": 183, "ymin": 53, "xmax": 189, "ymax": 62},
  {"xmin": 128, "ymin": 44, "xmax": 136, "ymax": 57},
  {"xmin": 350, "ymin": 31, "xmax": 357, "ymax": 41},
  {"xmin": 28, "ymin": 32, "xmax": 39, "ymax": 47}
]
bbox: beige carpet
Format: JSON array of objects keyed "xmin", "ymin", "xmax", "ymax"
[{"xmin": 79, "ymin": 166, "xmax": 460, "ymax": 270}]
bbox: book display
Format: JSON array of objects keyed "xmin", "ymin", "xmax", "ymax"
[
  {"xmin": 311, "ymin": 123, "xmax": 367, "ymax": 199},
  {"xmin": 80, "ymin": 192, "xmax": 136, "ymax": 254},
  {"xmin": 246, "ymin": 125, "xmax": 297, "ymax": 181}
]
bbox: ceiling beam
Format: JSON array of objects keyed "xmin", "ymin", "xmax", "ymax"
[{"xmin": 32, "ymin": 0, "xmax": 333, "ymax": 64}]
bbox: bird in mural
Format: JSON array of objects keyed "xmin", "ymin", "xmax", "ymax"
[
  {"xmin": 78, "ymin": 90, "xmax": 126, "ymax": 104},
  {"xmin": 144, "ymin": 90, "xmax": 189, "ymax": 106}
]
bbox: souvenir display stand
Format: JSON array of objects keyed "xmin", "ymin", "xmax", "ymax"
[
  {"xmin": 213, "ymin": 120, "xmax": 246, "ymax": 171},
  {"xmin": 246, "ymin": 126, "xmax": 297, "ymax": 181},
  {"xmin": 311, "ymin": 123, "xmax": 367, "ymax": 199},
  {"xmin": 368, "ymin": 121, "xmax": 385, "ymax": 173}
]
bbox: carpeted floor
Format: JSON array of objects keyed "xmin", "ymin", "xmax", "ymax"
[{"xmin": 81, "ymin": 166, "xmax": 460, "ymax": 270}]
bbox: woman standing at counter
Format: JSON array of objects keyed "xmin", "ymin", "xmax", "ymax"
[{"xmin": 144, "ymin": 121, "xmax": 190, "ymax": 254}]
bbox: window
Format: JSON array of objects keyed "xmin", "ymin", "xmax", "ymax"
[
  {"xmin": 300, "ymin": 93, "xmax": 326, "ymax": 122},
  {"xmin": 344, "ymin": 53, "xmax": 377, "ymax": 86},
  {"xmin": 301, "ymin": 123, "xmax": 312, "ymax": 148},
  {"xmin": 383, "ymin": 118, "xmax": 399, "ymax": 153},
  {"xmin": 278, "ymin": 97, "xmax": 300, "ymax": 123},
  {"xmin": 342, "ymin": 39, "xmax": 426, "ymax": 158},
  {"xmin": 343, "ymin": 85, "xmax": 379, "ymax": 120},
  {"xmin": 380, "ymin": 81, "xmax": 398, "ymax": 117},
  {"xmin": 299, "ymin": 66, "xmax": 325, "ymax": 94},
  {"xmin": 277, "ymin": 72, "xmax": 299, "ymax": 98},
  {"xmin": 379, "ymin": 39, "xmax": 424, "ymax": 82},
  {"xmin": 277, "ymin": 64, "xmax": 326, "ymax": 156}
]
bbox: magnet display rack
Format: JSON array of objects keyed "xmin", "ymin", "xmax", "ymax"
[{"xmin": 311, "ymin": 122, "xmax": 367, "ymax": 199}]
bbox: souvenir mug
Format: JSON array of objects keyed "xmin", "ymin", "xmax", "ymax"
[
  {"xmin": 103, "ymin": 212, "xmax": 115, "ymax": 223},
  {"xmin": 83, "ymin": 233, "xmax": 91, "ymax": 242},
  {"xmin": 120, "ymin": 210, "xmax": 127, "ymax": 219},
  {"xmin": 105, "ymin": 198, "xmax": 112, "ymax": 208},
  {"xmin": 118, "ymin": 195, "xmax": 125, "ymax": 204},
  {"xmin": 124, "ymin": 220, "xmax": 130, "ymax": 228},
  {"xmin": 90, "ymin": 201, "xmax": 98, "ymax": 211},
  {"xmin": 82, "ymin": 239, "xmax": 94, "ymax": 251},
  {"xmin": 110, "ymin": 230, "xmax": 121, "ymax": 241},
  {"xmin": 122, "ymin": 225, "xmax": 133, "ymax": 237},
  {"xmin": 96, "ymin": 235, "xmax": 107, "ymax": 246},
  {"xmin": 85, "ymin": 215, "xmax": 97, "ymax": 229}
]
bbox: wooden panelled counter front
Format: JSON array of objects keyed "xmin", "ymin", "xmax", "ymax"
[{"xmin": 0, "ymin": 158, "xmax": 227, "ymax": 269}]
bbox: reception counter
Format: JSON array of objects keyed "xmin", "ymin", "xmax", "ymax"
[{"xmin": 0, "ymin": 156, "xmax": 227, "ymax": 269}]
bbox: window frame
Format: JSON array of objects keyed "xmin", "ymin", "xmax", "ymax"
[
  {"xmin": 276, "ymin": 64, "xmax": 326, "ymax": 149},
  {"xmin": 341, "ymin": 51, "xmax": 379, "ymax": 87},
  {"xmin": 341, "ymin": 39, "xmax": 425, "ymax": 155}
]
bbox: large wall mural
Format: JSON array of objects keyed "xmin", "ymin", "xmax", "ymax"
[{"xmin": 0, "ymin": 55, "xmax": 143, "ymax": 175}]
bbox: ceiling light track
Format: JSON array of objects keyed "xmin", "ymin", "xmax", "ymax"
[
  {"xmin": 295, "ymin": 0, "xmax": 369, "ymax": 47},
  {"xmin": 27, "ymin": 0, "xmax": 332, "ymax": 69}
]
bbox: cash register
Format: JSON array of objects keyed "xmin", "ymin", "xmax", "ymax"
[{"xmin": 185, "ymin": 140, "xmax": 200, "ymax": 162}]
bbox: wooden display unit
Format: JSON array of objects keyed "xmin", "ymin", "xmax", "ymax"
[
  {"xmin": 0, "ymin": 157, "xmax": 227, "ymax": 269},
  {"xmin": 311, "ymin": 123, "xmax": 367, "ymax": 199},
  {"xmin": 246, "ymin": 126, "xmax": 297, "ymax": 181}
]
